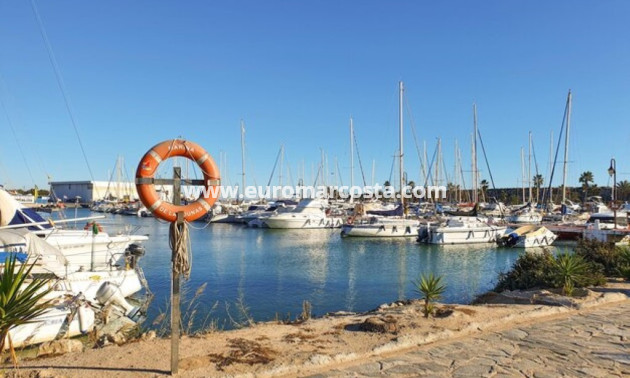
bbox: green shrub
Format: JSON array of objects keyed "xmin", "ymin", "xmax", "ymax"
[
  {"xmin": 495, "ymin": 251, "xmax": 555, "ymax": 292},
  {"xmin": 495, "ymin": 250, "xmax": 606, "ymax": 295},
  {"xmin": 575, "ymin": 239, "xmax": 621, "ymax": 276}
]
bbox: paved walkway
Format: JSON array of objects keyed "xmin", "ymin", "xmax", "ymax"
[{"xmin": 309, "ymin": 301, "xmax": 630, "ymax": 377}]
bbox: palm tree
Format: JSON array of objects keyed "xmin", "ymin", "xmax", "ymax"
[
  {"xmin": 533, "ymin": 174, "xmax": 544, "ymax": 203},
  {"xmin": 480, "ymin": 179, "xmax": 489, "ymax": 203},
  {"xmin": 579, "ymin": 171, "xmax": 594, "ymax": 203},
  {"xmin": 616, "ymin": 180, "xmax": 630, "ymax": 201},
  {"xmin": 0, "ymin": 255, "xmax": 54, "ymax": 359}
]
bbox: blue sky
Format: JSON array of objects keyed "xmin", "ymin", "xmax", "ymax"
[{"xmin": 1, "ymin": 1, "xmax": 629, "ymax": 191}]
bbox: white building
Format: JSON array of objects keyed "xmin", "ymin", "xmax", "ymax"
[{"xmin": 49, "ymin": 181, "xmax": 138, "ymax": 203}]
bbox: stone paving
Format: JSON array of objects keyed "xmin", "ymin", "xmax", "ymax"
[{"xmin": 309, "ymin": 301, "xmax": 630, "ymax": 377}]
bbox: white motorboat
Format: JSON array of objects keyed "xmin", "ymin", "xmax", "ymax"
[
  {"xmin": 239, "ymin": 201, "xmax": 297, "ymax": 227},
  {"xmin": 341, "ymin": 203, "xmax": 419, "ymax": 237},
  {"xmin": 0, "ymin": 229, "xmax": 147, "ymax": 350},
  {"xmin": 0, "ymin": 188, "xmax": 148, "ymax": 272},
  {"xmin": 418, "ymin": 215, "xmax": 507, "ymax": 245},
  {"xmin": 499, "ymin": 224, "xmax": 557, "ymax": 248},
  {"xmin": 341, "ymin": 216, "xmax": 419, "ymax": 237},
  {"xmin": 585, "ymin": 211, "xmax": 629, "ymax": 230},
  {"xmin": 0, "ymin": 228, "xmax": 146, "ymax": 302},
  {"xmin": 263, "ymin": 198, "xmax": 343, "ymax": 229}
]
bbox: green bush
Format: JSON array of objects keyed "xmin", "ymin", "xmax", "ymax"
[
  {"xmin": 495, "ymin": 250, "xmax": 606, "ymax": 295},
  {"xmin": 575, "ymin": 239, "xmax": 622, "ymax": 276},
  {"xmin": 495, "ymin": 251, "xmax": 555, "ymax": 292}
]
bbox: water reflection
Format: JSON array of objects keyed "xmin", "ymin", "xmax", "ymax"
[{"xmin": 56, "ymin": 210, "xmax": 529, "ymax": 330}]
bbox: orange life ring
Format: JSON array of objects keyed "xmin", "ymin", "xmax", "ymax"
[{"xmin": 135, "ymin": 139, "xmax": 220, "ymax": 222}]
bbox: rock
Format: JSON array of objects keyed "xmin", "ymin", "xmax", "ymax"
[
  {"xmin": 96, "ymin": 316, "xmax": 136, "ymax": 338},
  {"xmin": 94, "ymin": 332, "xmax": 127, "ymax": 348},
  {"xmin": 109, "ymin": 332, "xmax": 127, "ymax": 345},
  {"xmin": 141, "ymin": 330, "xmax": 157, "ymax": 341},
  {"xmin": 360, "ymin": 316, "xmax": 398, "ymax": 333},
  {"xmin": 37, "ymin": 339, "xmax": 84, "ymax": 357}
]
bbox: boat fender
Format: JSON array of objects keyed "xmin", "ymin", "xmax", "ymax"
[
  {"xmin": 135, "ymin": 139, "xmax": 220, "ymax": 222},
  {"xmin": 78, "ymin": 304, "xmax": 94, "ymax": 334}
]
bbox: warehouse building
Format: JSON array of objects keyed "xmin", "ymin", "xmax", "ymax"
[{"xmin": 49, "ymin": 181, "xmax": 138, "ymax": 203}]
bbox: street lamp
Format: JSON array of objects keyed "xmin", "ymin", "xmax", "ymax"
[
  {"xmin": 608, "ymin": 158, "xmax": 616, "ymax": 202},
  {"xmin": 608, "ymin": 158, "xmax": 617, "ymax": 229}
]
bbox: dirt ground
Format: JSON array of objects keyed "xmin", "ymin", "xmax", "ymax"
[{"xmin": 4, "ymin": 280, "xmax": 629, "ymax": 377}]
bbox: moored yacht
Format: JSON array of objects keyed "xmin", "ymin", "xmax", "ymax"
[
  {"xmin": 263, "ymin": 198, "xmax": 343, "ymax": 229},
  {"xmin": 0, "ymin": 188, "xmax": 148, "ymax": 271},
  {"xmin": 341, "ymin": 203, "xmax": 419, "ymax": 237},
  {"xmin": 418, "ymin": 207, "xmax": 507, "ymax": 245}
]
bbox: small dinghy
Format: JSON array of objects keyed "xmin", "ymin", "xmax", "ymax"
[{"xmin": 500, "ymin": 224, "xmax": 557, "ymax": 248}]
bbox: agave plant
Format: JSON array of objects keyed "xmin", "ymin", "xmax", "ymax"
[
  {"xmin": 552, "ymin": 251, "xmax": 588, "ymax": 296},
  {"xmin": 413, "ymin": 273, "xmax": 446, "ymax": 318},
  {"xmin": 0, "ymin": 254, "xmax": 54, "ymax": 357}
]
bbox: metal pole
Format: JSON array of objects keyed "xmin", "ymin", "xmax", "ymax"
[
  {"xmin": 472, "ymin": 104, "xmax": 479, "ymax": 204},
  {"xmin": 171, "ymin": 167, "xmax": 182, "ymax": 375},
  {"xmin": 398, "ymin": 81, "xmax": 404, "ymax": 206},
  {"xmin": 562, "ymin": 90, "xmax": 572, "ymax": 203},
  {"xmin": 528, "ymin": 131, "xmax": 532, "ymax": 203},
  {"xmin": 350, "ymin": 117, "xmax": 354, "ymax": 190},
  {"xmin": 240, "ymin": 120, "xmax": 246, "ymax": 201}
]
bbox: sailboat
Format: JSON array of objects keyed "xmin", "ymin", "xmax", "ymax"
[
  {"xmin": 341, "ymin": 82, "xmax": 420, "ymax": 237},
  {"xmin": 418, "ymin": 104, "xmax": 507, "ymax": 245}
]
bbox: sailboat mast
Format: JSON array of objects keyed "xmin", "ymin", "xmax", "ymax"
[
  {"xmin": 436, "ymin": 138, "xmax": 442, "ymax": 187},
  {"xmin": 453, "ymin": 139, "xmax": 459, "ymax": 202},
  {"xmin": 549, "ymin": 131, "xmax": 554, "ymax": 203},
  {"xmin": 562, "ymin": 90, "xmax": 572, "ymax": 203},
  {"xmin": 528, "ymin": 131, "xmax": 532, "ymax": 203},
  {"xmin": 371, "ymin": 159, "xmax": 375, "ymax": 187},
  {"xmin": 398, "ymin": 81, "xmax": 405, "ymax": 207},
  {"xmin": 350, "ymin": 117, "xmax": 354, "ymax": 189},
  {"xmin": 472, "ymin": 104, "xmax": 478, "ymax": 203},
  {"xmin": 240, "ymin": 120, "xmax": 246, "ymax": 201},
  {"xmin": 279, "ymin": 145, "xmax": 284, "ymax": 187},
  {"xmin": 521, "ymin": 147, "xmax": 526, "ymax": 203}
]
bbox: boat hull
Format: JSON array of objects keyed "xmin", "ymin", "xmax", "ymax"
[
  {"xmin": 341, "ymin": 220, "xmax": 419, "ymax": 237},
  {"xmin": 423, "ymin": 226, "xmax": 508, "ymax": 245},
  {"xmin": 264, "ymin": 217, "xmax": 343, "ymax": 229}
]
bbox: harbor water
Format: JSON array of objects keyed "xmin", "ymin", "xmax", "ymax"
[{"xmin": 59, "ymin": 209, "xmax": 540, "ymax": 332}]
